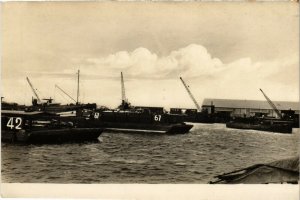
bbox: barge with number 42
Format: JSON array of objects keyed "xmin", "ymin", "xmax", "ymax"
[{"xmin": 1, "ymin": 110, "xmax": 103, "ymax": 144}]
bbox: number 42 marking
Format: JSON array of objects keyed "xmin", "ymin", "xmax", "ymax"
[{"xmin": 6, "ymin": 117, "xmax": 22, "ymax": 129}]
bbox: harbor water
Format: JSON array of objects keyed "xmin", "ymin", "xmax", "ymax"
[{"xmin": 1, "ymin": 123, "xmax": 299, "ymax": 183}]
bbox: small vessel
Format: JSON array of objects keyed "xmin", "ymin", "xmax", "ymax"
[
  {"xmin": 1, "ymin": 110, "xmax": 103, "ymax": 144},
  {"xmin": 226, "ymin": 117, "xmax": 293, "ymax": 134},
  {"xmin": 25, "ymin": 73, "xmax": 97, "ymax": 114},
  {"xmin": 226, "ymin": 89, "xmax": 295, "ymax": 134},
  {"xmin": 210, "ymin": 156, "xmax": 299, "ymax": 184}
]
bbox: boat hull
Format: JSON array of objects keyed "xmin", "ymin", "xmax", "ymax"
[
  {"xmin": 2, "ymin": 128, "xmax": 103, "ymax": 144},
  {"xmin": 226, "ymin": 121, "xmax": 293, "ymax": 134},
  {"xmin": 64, "ymin": 117, "xmax": 193, "ymax": 134},
  {"xmin": 103, "ymin": 122, "xmax": 193, "ymax": 134}
]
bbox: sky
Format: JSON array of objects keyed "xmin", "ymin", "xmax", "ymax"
[{"xmin": 1, "ymin": 2, "xmax": 299, "ymax": 109}]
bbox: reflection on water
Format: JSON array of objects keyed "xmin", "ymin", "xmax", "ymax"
[{"xmin": 1, "ymin": 123, "xmax": 299, "ymax": 183}]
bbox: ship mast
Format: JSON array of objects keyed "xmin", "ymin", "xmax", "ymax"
[
  {"xmin": 180, "ymin": 77, "xmax": 201, "ymax": 112},
  {"xmin": 26, "ymin": 77, "xmax": 42, "ymax": 104},
  {"xmin": 259, "ymin": 88, "xmax": 282, "ymax": 118},
  {"xmin": 77, "ymin": 70, "xmax": 80, "ymax": 105},
  {"xmin": 121, "ymin": 72, "xmax": 127, "ymax": 106}
]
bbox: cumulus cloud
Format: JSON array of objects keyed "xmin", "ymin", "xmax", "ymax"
[
  {"xmin": 83, "ymin": 44, "xmax": 224, "ymax": 79},
  {"xmin": 78, "ymin": 44, "xmax": 298, "ymax": 94}
]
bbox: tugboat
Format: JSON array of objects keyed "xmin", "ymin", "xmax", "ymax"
[
  {"xmin": 1, "ymin": 110, "xmax": 103, "ymax": 144},
  {"xmin": 226, "ymin": 89, "xmax": 294, "ymax": 134}
]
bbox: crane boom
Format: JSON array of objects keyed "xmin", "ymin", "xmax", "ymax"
[
  {"xmin": 259, "ymin": 88, "xmax": 282, "ymax": 118},
  {"xmin": 121, "ymin": 72, "xmax": 126, "ymax": 102},
  {"xmin": 180, "ymin": 77, "xmax": 201, "ymax": 111},
  {"xmin": 26, "ymin": 77, "xmax": 41, "ymax": 103},
  {"xmin": 55, "ymin": 84, "xmax": 77, "ymax": 103}
]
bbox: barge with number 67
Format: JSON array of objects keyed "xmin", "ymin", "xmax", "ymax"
[{"xmin": 84, "ymin": 108, "xmax": 193, "ymax": 134}]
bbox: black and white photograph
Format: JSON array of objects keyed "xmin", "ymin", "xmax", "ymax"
[{"xmin": 1, "ymin": 1, "xmax": 299, "ymax": 198}]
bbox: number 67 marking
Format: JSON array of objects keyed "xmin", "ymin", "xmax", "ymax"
[{"xmin": 154, "ymin": 115, "xmax": 161, "ymax": 122}]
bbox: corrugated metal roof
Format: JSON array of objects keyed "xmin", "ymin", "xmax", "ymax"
[{"xmin": 202, "ymin": 98, "xmax": 299, "ymax": 111}]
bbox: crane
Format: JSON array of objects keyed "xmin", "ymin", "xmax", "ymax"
[
  {"xmin": 259, "ymin": 88, "xmax": 282, "ymax": 118},
  {"xmin": 180, "ymin": 77, "xmax": 201, "ymax": 112},
  {"xmin": 26, "ymin": 77, "xmax": 42, "ymax": 104},
  {"xmin": 55, "ymin": 84, "xmax": 77, "ymax": 104}
]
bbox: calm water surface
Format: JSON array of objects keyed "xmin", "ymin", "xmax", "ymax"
[{"xmin": 1, "ymin": 123, "xmax": 299, "ymax": 183}]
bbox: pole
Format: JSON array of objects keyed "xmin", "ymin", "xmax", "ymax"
[{"xmin": 77, "ymin": 70, "xmax": 80, "ymax": 105}]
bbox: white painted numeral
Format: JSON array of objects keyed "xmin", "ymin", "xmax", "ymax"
[
  {"xmin": 94, "ymin": 112, "xmax": 100, "ymax": 119},
  {"xmin": 6, "ymin": 117, "xmax": 22, "ymax": 129},
  {"xmin": 6, "ymin": 118, "xmax": 14, "ymax": 129},
  {"xmin": 154, "ymin": 115, "xmax": 161, "ymax": 122},
  {"xmin": 15, "ymin": 118, "xmax": 22, "ymax": 129}
]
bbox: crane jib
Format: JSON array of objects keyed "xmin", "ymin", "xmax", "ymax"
[
  {"xmin": 180, "ymin": 77, "xmax": 201, "ymax": 112},
  {"xmin": 259, "ymin": 88, "xmax": 282, "ymax": 118}
]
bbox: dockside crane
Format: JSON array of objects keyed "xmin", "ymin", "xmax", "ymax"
[
  {"xmin": 259, "ymin": 88, "xmax": 282, "ymax": 119},
  {"xmin": 26, "ymin": 77, "xmax": 42, "ymax": 104},
  {"xmin": 180, "ymin": 77, "xmax": 201, "ymax": 112},
  {"xmin": 55, "ymin": 84, "xmax": 77, "ymax": 104}
]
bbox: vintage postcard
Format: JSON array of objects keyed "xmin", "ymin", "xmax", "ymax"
[{"xmin": 1, "ymin": 1, "xmax": 299, "ymax": 199}]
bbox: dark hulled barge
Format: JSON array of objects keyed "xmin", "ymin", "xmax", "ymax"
[
  {"xmin": 226, "ymin": 117, "xmax": 293, "ymax": 134},
  {"xmin": 70, "ymin": 108, "xmax": 193, "ymax": 134},
  {"xmin": 1, "ymin": 110, "xmax": 103, "ymax": 144},
  {"xmin": 225, "ymin": 89, "xmax": 297, "ymax": 134}
]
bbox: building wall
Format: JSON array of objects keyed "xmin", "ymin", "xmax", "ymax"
[{"xmin": 203, "ymin": 106, "xmax": 279, "ymax": 118}]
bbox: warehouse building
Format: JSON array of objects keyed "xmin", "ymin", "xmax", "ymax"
[{"xmin": 201, "ymin": 98, "xmax": 299, "ymax": 118}]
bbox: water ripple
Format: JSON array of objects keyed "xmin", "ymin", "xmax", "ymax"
[{"xmin": 2, "ymin": 123, "xmax": 299, "ymax": 183}]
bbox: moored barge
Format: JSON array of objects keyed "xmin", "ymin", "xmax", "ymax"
[
  {"xmin": 1, "ymin": 110, "xmax": 103, "ymax": 144},
  {"xmin": 226, "ymin": 117, "xmax": 293, "ymax": 134},
  {"xmin": 71, "ymin": 109, "xmax": 193, "ymax": 134}
]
